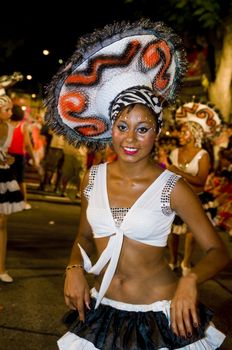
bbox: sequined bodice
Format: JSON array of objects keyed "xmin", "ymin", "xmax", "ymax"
[
  {"xmin": 84, "ymin": 169, "xmax": 129, "ymax": 226},
  {"xmin": 110, "ymin": 207, "xmax": 129, "ymax": 227}
]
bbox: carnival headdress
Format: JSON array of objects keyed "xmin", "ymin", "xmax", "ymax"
[
  {"xmin": 175, "ymin": 100, "xmax": 221, "ymax": 137},
  {"xmin": 45, "ymin": 18, "xmax": 188, "ymax": 149},
  {"xmin": 0, "ymin": 95, "xmax": 12, "ymax": 106}
]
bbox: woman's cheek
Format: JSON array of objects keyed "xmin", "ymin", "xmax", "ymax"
[
  {"xmin": 139, "ymin": 133, "xmax": 156, "ymax": 146},
  {"xmin": 112, "ymin": 129, "xmax": 121, "ymax": 140}
]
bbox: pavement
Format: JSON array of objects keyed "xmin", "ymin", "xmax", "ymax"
[{"xmin": 0, "ymin": 186, "xmax": 231, "ymax": 350}]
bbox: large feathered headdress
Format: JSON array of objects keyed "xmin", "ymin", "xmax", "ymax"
[{"xmin": 44, "ymin": 18, "xmax": 188, "ymax": 149}]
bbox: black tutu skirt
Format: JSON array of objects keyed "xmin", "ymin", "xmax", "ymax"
[
  {"xmin": 172, "ymin": 191, "xmax": 218, "ymax": 235},
  {"xmin": 0, "ymin": 167, "xmax": 25, "ymax": 215},
  {"xmin": 57, "ymin": 289, "xmax": 225, "ymax": 350},
  {"xmin": 198, "ymin": 192, "xmax": 218, "ymax": 221}
]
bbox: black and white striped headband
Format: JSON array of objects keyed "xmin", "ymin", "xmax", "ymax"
[{"xmin": 110, "ymin": 86, "xmax": 163, "ymax": 133}]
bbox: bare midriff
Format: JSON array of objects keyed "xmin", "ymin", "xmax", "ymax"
[{"xmin": 94, "ymin": 235, "xmax": 178, "ymax": 304}]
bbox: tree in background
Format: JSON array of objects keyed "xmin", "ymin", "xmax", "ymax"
[
  {"xmin": 168, "ymin": 0, "xmax": 232, "ymax": 122},
  {"xmin": 123, "ymin": 0, "xmax": 232, "ymax": 121}
]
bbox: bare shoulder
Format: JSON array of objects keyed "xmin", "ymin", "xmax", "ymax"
[
  {"xmin": 170, "ymin": 177, "xmax": 199, "ymax": 211},
  {"xmin": 81, "ymin": 168, "xmax": 91, "ymax": 191}
]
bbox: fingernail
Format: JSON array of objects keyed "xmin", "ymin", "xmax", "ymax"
[{"xmin": 187, "ymin": 332, "xmax": 192, "ymax": 337}]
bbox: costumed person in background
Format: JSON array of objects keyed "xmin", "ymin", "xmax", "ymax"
[
  {"xmin": 8, "ymin": 105, "xmax": 37, "ymax": 210},
  {"xmin": 0, "ymin": 95, "xmax": 25, "ymax": 283},
  {"xmin": 205, "ymin": 147, "xmax": 232, "ymax": 241},
  {"xmin": 167, "ymin": 100, "xmax": 221, "ymax": 276},
  {"xmin": 45, "ymin": 19, "xmax": 229, "ymax": 350},
  {"xmin": 39, "ymin": 132, "xmax": 65, "ymax": 192},
  {"xmin": 0, "ymin": 72, "xmax": 23, "ymax": 96}
]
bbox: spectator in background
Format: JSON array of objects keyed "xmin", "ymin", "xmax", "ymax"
[
  {"xmin": 8, "ymin": 105, "xmax": 37, "ymax": 210},
  {"xmin": 205, "ymin": 148, "xmax": 232, "ymax": 240},
  {"xmin": 213, "ymin": 123, "xmax": 232, "ymax": 169},
  {"xmin": 39, "ymin": 133, "xmax": 65, "ymax": 192},
  {"xmin": 59, "ymin": 141, "xmax": 87, "ymax": 198},
  {"xmin": 167, "ymin": 101, "xmax": 221, "ymax": 276},
  {"xmin": 0, "ymin": 95, "xmax": 25, "ymax": 283},
  {"xmin": 30, "ymin": 113, "xmax": 47, "ymax": 168}
]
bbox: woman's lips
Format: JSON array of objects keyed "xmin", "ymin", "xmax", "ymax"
[{"xmin": 123, "ymin": 147, "xmax": 138, "ymax": 155}]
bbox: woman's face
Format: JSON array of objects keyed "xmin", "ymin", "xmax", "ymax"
[
  {"xmin": 179, "ymin": 124, "xmax": 192, "ymax": 145},
  {"xmin": 112, "ymin": 104, "xmax": 157, "ymax": 162},
  {"xmin": 0, "ymin": 101, "xmax": 13, "ymax": 122}
]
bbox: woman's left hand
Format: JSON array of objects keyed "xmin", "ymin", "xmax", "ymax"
[{"xmin": 170, "ymin": 273, "xmax": 199, "ymax": 338}]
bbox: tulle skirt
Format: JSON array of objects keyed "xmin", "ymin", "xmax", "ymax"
[
  {"xmin": 172, "ymin": 191, "xmax": 218, "ymax": 234},
  {"xmin": 0, "ymin": 167, "xmax": 25, "ymax": 215},
  {"xmin": 57, "ymin": 288, "xmax": 226, "ymax": 350}
]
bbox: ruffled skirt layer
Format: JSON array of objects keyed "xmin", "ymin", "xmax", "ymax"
[
  {"xmin": 172, "ymin": 192, "xmax": 218, "ymax": 234},
  {"xmin": 0, "ymin": 168, "xmax": 25, "ymax": 215},
  {"xmin": 57, "ymin": 288, "xmax": 225, "ymax": 350}
]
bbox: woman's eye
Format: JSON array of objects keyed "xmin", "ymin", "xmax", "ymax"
[
  {"xmin": 117, "ymin": 124, "xmax": 127, "ymax": 132},
  {"xmin": 137, "ymin": 127, "xmax": 150, "ymax": 134}
]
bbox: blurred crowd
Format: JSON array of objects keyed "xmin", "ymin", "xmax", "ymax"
[{"xmin": 4, "ymin": 96, "xmax": 232, "ymax": 240}]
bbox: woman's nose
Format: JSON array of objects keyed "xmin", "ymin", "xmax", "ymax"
[{"xmin": 126, "ymin": 129, "xmax": 136, "ymax": 142}]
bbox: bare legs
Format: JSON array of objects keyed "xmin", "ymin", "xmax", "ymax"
[
  {"xmin": 0, "ymin": 214, "xmax": 13, "ymax": 282},
  {"xmin": 19, "ymin": 182, "xmax": 27, "ymax": 202},
  {"xmin": 19, "ymin": 182, "xmax": 31, "ymax": 210},
  {"xmin": 168, "ymin": 232, "xmax": 194, "ymax": 275},
  {"xmin": 0, "ymin": 214, "xmax": 7, "ymax": 274}
]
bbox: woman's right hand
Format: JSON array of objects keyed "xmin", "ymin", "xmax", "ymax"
[{"xmin": 64, "ymin": 268, "xmax": 91, "ymax": 322}]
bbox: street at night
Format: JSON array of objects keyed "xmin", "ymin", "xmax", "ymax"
[{"xmin": 0, "ymin": 196, "xmax": 231, "ymax": 350}]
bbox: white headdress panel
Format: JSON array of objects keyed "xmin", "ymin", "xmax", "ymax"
[{"xmin": 176, "ymin": 102, "xmax": 221, "ymax": 136}]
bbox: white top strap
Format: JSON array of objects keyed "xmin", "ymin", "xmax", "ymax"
[{"xmin": 79, "ymin": 228, "xmax": 124, "ymax": 308}]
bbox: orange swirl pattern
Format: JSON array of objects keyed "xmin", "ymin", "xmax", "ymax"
[
  {"xmin": 176, "ymin": 103, "xmax": 217, "ymax": 131},
  {"xmin": 196, "ymin": 107, "xmax": 217, "ymax": 129},
  {"xmin": 141, "ymin": 40, "xmax": 172, "ymax": 91},
  {"xmin": 176, "ymin": 104, "xmax": 198, "ymax": 119},
  {"xmin": 65, "ymin": 40, "xmax": 141, "ymax": 86},
  {"xmin": 58, "ymin": 40, "xmax": 141, "ymax": 137},
  {"xmin": 60, "ymin": 92, "xmax": 108, "ymax": 136}
]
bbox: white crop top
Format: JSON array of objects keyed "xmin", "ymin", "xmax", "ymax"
[
  {"xmin": 79, "ymin": 163, "xmax": 181, "ymax": 308},
  {"xmin": 170, "ymin": 148, "xmax": 208, "ymax": 176},
  {"xmin": 0, "ymin": 122, "xmax": 14, "ymax": 169}
]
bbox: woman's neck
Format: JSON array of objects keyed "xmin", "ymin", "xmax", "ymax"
[
  {"xmin": 181, "ymin": 141, "xmax": 199, "ymax": 152},
  {"xmin": 113, "ymin": 158, "xmax": 155, "ymax": 179}
]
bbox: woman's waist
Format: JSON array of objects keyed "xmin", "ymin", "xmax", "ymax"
[
  {"xmin": 94, "ymin": 263, "xmax": 177, "ymax": 304},
  {"xmin": 90, "ymin": 287, "xmax": 172, "ymax": 312}
]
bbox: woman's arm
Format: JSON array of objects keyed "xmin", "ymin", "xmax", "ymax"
[
  {"xmin": 64, "ymin": 169, "xmax": 95, "ymax": 322},
  {"xmin": 168, "ymin": 152, "xmax": 210, "ymax": 188},
  {"xmin": 169, "ymin": 178, "xmax": 230, "ymax": 337},
  {"xmin": 23, "ymin": 122, "xmax": 37, "ymax": 165}
]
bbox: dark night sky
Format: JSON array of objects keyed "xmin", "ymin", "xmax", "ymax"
[
  {"xmin": 1, "ymin": 0, "xmax": 177, "ymax": 96},
  {"xmin": 0, "ymin": 1, "xmax": 143, "ymax": 95}
]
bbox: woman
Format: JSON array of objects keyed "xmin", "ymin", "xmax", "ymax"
[
  {"xmin": 0, "ymin": 95, "xmax": 25, "ymax": 282},
  {"xmin": 45, "ymin": 19, "xmax": 230, "ymax": 349},
  {"xmin": 8, "ymin": 104, "xmax": 37, "ymax": 210},
  {"xmin": 168, "ymin": 115, "xmax": 219, "ymax": 275}
]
